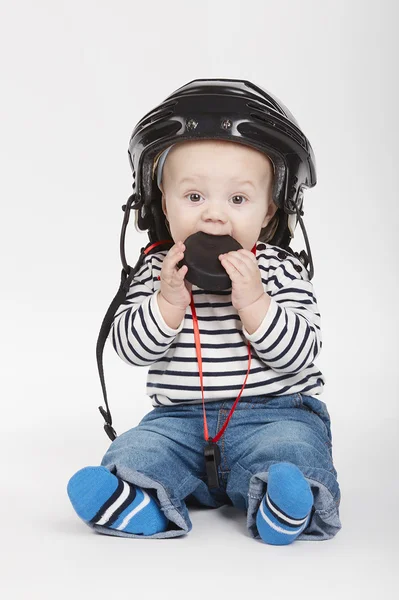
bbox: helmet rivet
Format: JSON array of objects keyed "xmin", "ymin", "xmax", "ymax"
[
  {"xmin": 221, "ymin": 119, "xmax": 232, "ymax": 130},
  {"xmin": 186, "ymin": 118, "xmax": 198, "ymax": 130}
]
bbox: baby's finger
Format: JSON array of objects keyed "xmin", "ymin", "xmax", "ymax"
[
  {"xmin": 236, "ymin": 252, "xmax": 259, "ymax": 274},
  {"xmin": 239, "ymin": 249, "xmax": 258, "ymax": 263},
  {"xmin": 219, "ymin": 255, "xmax": 241, "ymax": 282},
  {"xmin": 173, "ymin": 242, "xmax": 186, "ymax": 260},
  {"xmin": 219, "ymin": 253, "xmax": 249, "ymax": 277},
  {"xmin": 165, "ymin": 246, "xmax": 184, "ymax": 271},
  {"xmin": 231, "ymin": 249, "xmax": 257, "ymax": 264},
  {"xmin": 177, "ymin": 264, "xmax": 188, "ymax": 280},
  {"xmin": 222, "ymin": 250, "xmax": 257, "ymax": 273}
]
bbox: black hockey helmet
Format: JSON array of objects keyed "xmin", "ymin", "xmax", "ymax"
[{"xmin": 121, "ymin": 77, "xmax": 317, "ymax": 280}]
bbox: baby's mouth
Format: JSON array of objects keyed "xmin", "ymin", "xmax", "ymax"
[{"xmin": 197, "ymin": 229, "xmax": 233, "ymax": 237}]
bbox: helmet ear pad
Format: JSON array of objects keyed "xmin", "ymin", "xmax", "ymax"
[
  {"xmin": 134, "ymin": 185, "xmax": 169, "ymax": 242},
  {"xmin": 154, "ymin": 187, "xmax": 172, "ymax": 242}
]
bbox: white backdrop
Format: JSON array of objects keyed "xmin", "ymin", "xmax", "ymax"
[{"xmin": 1, "ymin": 0, "xmax": 398, "ymax": 598}]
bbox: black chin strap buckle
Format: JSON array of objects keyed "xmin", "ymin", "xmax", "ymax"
[
  {"xmin": 98, "ymin": 406, "xmax": 117, "ymax": 441},
  {"xmin": 293, "ymin": 202, "xmax": 314, "ymax": 281}
]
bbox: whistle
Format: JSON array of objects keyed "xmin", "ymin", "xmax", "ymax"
[{"xmin": 204, "ymin": 440, "xmax": 222, "ymax": 489}]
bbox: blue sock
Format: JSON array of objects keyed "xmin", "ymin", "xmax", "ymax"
[
  {"xmin": 256, "ymin": 462, "xmax": 313, "ymax": 545},
  {"xmin": 67, "ymin": 466, "xmax": 169, "ymax": 535}
]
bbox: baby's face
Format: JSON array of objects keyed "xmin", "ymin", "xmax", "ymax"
[{"xmin": 160, "ymin": 140, "xmax": 277, "ymax": 250}]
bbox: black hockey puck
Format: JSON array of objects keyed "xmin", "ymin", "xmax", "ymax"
[{"xmin": 177, "ymin": 231, "xmax": 243, "ymax": 291}]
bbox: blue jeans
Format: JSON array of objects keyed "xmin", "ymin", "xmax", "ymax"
[{"xmin": 92, "ymin": 393, "xmax": 342, "ymax": 540}]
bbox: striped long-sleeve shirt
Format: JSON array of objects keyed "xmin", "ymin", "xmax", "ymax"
[{"xmin": 109, "ymin": 241, "xmax": 325, "ymax": 406}]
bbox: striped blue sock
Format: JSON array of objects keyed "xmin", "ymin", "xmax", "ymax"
[
  {"xmin": 256, "ymin": 462, "xmax": 313, "ymax": 545},
  {"xmin": 67, "ymin": 466, "xmax": 169, "ymax": 535}
]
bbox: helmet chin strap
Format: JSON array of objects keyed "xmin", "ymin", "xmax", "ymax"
[
  {"xmin": 287, "ymin": 212, "xmax": 298, "ymax": 238},
  {"xmin": 288, "ymin": 199, "xmax": 314, "ymax": 281},
  {"xmin": 287, "ymin": 189, "xmax": 304, "ymax": 238}
]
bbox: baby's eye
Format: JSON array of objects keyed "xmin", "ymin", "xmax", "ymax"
[
  {"xmin": 186, "ymin": 193, "xmax": 247, "ymax": 205},
  {"xmin": 187, "ymin": 193, "xmax": 202, "ymax": 203},
  {"xmin": 230, "ymin": 195, "xmax": 247, "ymax": 205}
]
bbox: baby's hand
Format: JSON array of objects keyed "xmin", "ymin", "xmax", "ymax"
[
  {"xmin": 159, "ymin": 241, "xmax": 192, "ymax": 309},
  {"xmin": 219, "ymin": 249, "xmax": 264, "ymax": 311}
]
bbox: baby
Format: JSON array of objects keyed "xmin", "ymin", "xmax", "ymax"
[{"xmin": 67, "ymin": 80, "xmax": 342, "ymax": 545}]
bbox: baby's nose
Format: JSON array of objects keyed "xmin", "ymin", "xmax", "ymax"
[{"xmin": 203, "ymin": 206, "xmax": 228, "ymax": 221}]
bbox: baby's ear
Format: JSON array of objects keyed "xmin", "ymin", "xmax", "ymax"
[{"xmin": 262, "ymin": 202, "xmax": 277, "ymax": 227}]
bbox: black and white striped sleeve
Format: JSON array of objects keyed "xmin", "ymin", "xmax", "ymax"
[
  {"xmin": 109, "ymin": 257, "xmax": 185, "ymax": 366},
  {"xmin": 242, "ymin": 254, "xmax": 323, "ymax": 374}
]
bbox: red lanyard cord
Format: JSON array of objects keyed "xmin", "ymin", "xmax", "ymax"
[
  {"xmin": 190, "ymin": 294, "xmax": 252, "ymax": 443},
  {"xmin": 144, "ymin": 240, "xmax": 173, "ymax": 255},
  {"xmin": 147, "ymin": 239, "xmax": 257, "ymax": 443},
  {"xmin": 190, "ymin": 242, "xmax": 257, "ymax": 443}
]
